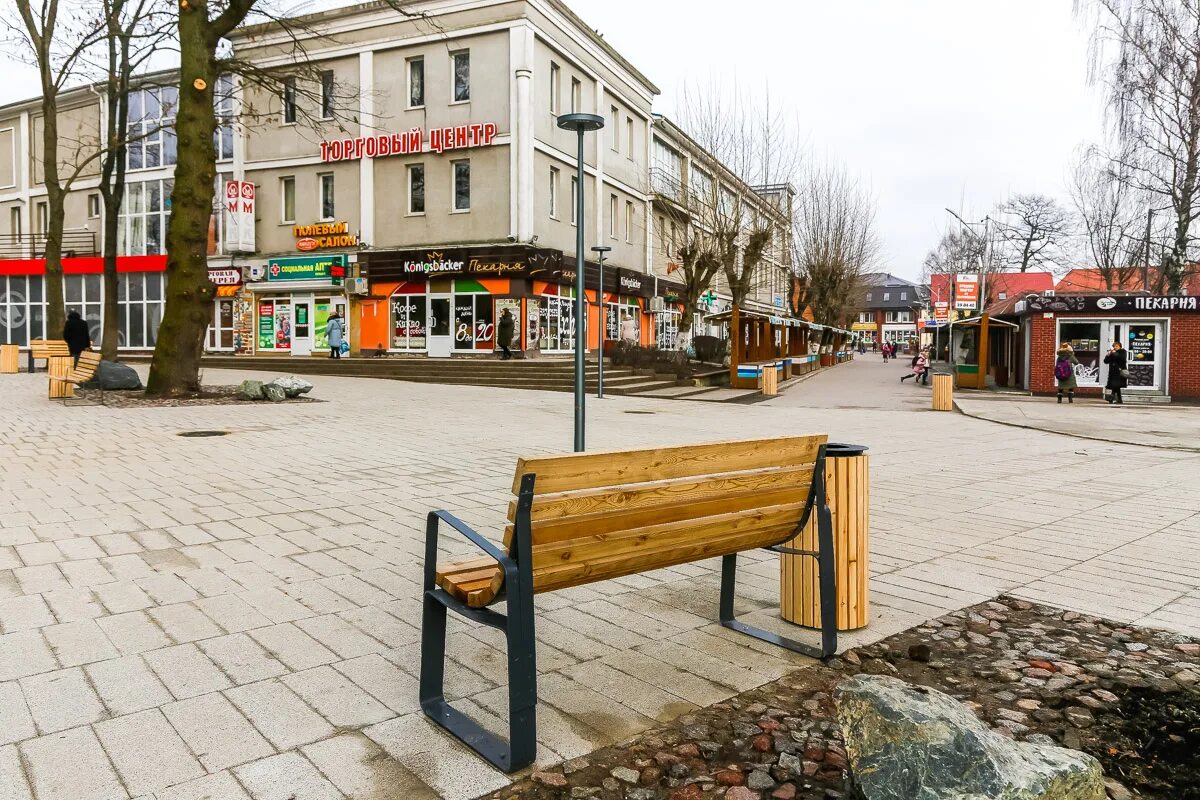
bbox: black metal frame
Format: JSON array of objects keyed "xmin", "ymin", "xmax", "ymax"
[{"xmin": 420, "ymin": 447, "xmax": 841, "ymax": 773}]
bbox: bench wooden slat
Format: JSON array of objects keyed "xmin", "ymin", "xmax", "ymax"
[
  {"xmin": 506, "ymin": 464, "xmax": 818, "ymax": 524},
  {"xmin": 511, "ymin": 435, "xmax": 825, "ymax": 495},
  {"xmin": 66, "ymin": 351, "xmax": 102, "ymax": 384},
  {"xmin": 47, "ymin": 356, "xmax": 75, "ymax": 399},
  {"xmin": 436, "ymin": 556, "xmax": 506, "ymax": 608},
  {"xmin": 31, "ymin": 340, "xmax": 71, "ymax": 358}
]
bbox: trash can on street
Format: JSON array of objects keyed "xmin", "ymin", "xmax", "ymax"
[
  {"xmin": 932, "ymin": 372, "xmax": 953, "ymax": 411},
  {"xmin": 780, "ymin": 443, "xmax": 869, "ymax": 631},
  {"xmin": 0, "ymin": 345, "xmax": 18, "ymax": 374},
  {"xmin": 761, "ymin": 364, "xmax": 778, "ymax": 396}
]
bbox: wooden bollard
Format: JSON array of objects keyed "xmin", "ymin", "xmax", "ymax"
[
  {"xmin": 932, "ymin": 372, "xmax": 953, "ymax": 411},
  {"xmin": 781, "ymin": 443, "xmax": 869, "ymax": 631}
]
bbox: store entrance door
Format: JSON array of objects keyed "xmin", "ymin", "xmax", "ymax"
[
  {"xmin": 1110, "ymin": 322, "xmax": 1164, "ymax": 392},
  {"xmin": 427, "ymin": 295, "xmax": 453, "ymax": 357},
  {"xmin": 291, "ymin": 296, "xmax": 313, "ymax": 356}
]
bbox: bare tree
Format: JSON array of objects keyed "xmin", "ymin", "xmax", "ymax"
[
  {"xmin": 922, "ymin": 226, "xmax": 988, "ymax": 285},
  {"xmin": 1078, "ymin": 0, "xmax": 1200, "ymax": 293},
  {"xmin": 1067, "ymin": 145, "xmax": 1148, "ymax": 289},
  {"xmin": 793, "ymin": 162, "xmax": 879, "ymax": 339},
  {"xmin": 8, "ymin": 0, "xmax": 107, "ymax": 335},
  {"xmin": 993, "ymin": 193, "xmax": 1073, "ymax": 272}
]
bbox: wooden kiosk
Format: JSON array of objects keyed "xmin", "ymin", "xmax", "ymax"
[
  {"xmin": 952, "ymin": 314, "xmax": 1019, "ymax": 390},
  {"xmin": 716, "ymin": 305, "xmax": 812, "ymax": 390}
]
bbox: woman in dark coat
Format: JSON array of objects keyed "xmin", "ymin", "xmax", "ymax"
[
  {"xmin": 62, "ymin": 310, "xmax": 91, "ymax": 365},
  {"xmin": 1103, "ymin": 341, "xmax": 1128, "ymax": 405}
]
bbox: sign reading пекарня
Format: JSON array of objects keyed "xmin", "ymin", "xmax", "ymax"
[{"xmin": 320, "ymin": 122, "xmax": 498, "ymax": 163}]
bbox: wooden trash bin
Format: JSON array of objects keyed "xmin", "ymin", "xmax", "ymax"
[
  {"xmin": 0, "ymin": 345, "xmax": 18, "ymax": 374},
  {"xmin": 48, "ymin": 356, "xmax": 75, "ymax": 399},
  {"xmin": 932, "ymin": 372, "xmax": 953, "ymax": 411},
  {"xmin": 781, "ymin": 443, "xmax": 869, "ymax": 631},
  {"xmin": 761, "ymin": 363, "xmax": 779, "ymax": 396}
]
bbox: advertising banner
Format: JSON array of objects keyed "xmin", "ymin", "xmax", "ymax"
[
  {"xmin": 224, "ymin": 180, "xmax": 255, "ymax": 254},
  {"xmin": 266, "ymin": 255, "xmax": 347, "ymax": 284},
  {"xmin": 954, "ymin": 275, "xmax": 979, "ymax": 310},
  {"xmin": 934, "ymin": 301, "xmax": 950, "ymax": 321}
]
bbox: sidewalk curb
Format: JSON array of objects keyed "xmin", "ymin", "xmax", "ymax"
[{"xmin": 955, "ymin": 403, "xmax": 1200, "ymax": 454}]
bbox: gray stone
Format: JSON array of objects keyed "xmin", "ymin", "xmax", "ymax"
[
  {"xmin": 611, "ymin": 767, "xmax": 640, "ymax": 784},
  {"xmin": 84, "ymin": 360, "xmax": 142, "ymax": 390},
  {"xmin": 747, "ymin": 770, "xmax": 774, "ymax": 790},
  {"xmin": 237, "ymin": 380, "xmax": 265, "ymax": 400},
  {"xmin": 835, "ymin": 675, "xmax": 1105, "ymax": 800},
  {"xmin": 269, "ymin": 376, "xmax": 314, "ymax": 398},
  {"xmin": 263, "ymin": 384, "xmax": 287, "ymax": 402}
]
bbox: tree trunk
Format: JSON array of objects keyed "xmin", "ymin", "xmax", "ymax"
[
  {"xmin": 41, "ymin": 121, "xmax": 67, "ymax": 338},
  {"xmin": 145, "ymin": 6, "xmax": 216, "ymax": 396},
  {"xmin": 101, "ymin": 198, "xmax": 121, "ymax": 359}
]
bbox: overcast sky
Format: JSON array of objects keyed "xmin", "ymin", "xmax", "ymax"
[{"xmin": 0, "ymin": 0, "xmax": 1106, "ymax": 281}]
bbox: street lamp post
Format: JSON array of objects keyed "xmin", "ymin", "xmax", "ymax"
[
  {"xmin": 591, "ymin": 245, "xmax": 611, "ymax": 399},
  {"xmin": 557, "ymin": 112, "xmax": 605, "ymax": 452}
]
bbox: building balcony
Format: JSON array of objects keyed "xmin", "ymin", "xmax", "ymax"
[{"xmin": 0, "ymin": 231, "xmax": 100, "ymax": 260}]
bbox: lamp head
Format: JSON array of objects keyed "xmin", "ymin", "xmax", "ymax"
[{"xmin": 556, "ymin": 113, "xmax": 605, "ymax": 133}]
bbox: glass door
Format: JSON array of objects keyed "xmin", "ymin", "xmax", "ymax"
[
  {"xmin": 1111, "ymin": 322, "xmax": 1163, "ymax": 391},
  {"xmin": 427, "ymin": 295, "xmax": 453, "ymax": 357},
  {"xmin": 291, "ymin": 296, "xmax": 313, "ymax": 356},
  {"xmin": 207, "ymin": 299, "xmax": 235, "ymax": 351}
]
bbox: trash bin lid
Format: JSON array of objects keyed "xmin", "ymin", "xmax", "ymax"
[{"xmin": 825, "ymin": 443, "xmax": 868, "ymax": 457}]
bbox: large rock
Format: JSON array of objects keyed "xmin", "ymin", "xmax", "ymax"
[
  {"xmin": 262, "ymin": 384, "xmax": 287, "ymax": 402},
  {"xmin": 236, "ymin": 380, "xmax": 265, "ymax": 400},
  {"xmin": 835, "ymin": 675, "xmax": 1105, "ymax": 800},
  {"xmin": 269, "ymin": 376, "xmax": 313, "ymax": 398},
  {"xmin": 83, "ymin": 360, "xmax": 142, "ymax": 391}
]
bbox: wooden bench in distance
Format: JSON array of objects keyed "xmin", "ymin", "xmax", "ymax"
[
  {"xmin": 29, "ymin": 340, "xmax": 70, "ymax": 373},
  {"xmin": 420, "ymin": 435, "xmax": 838, "ymax": 772}
]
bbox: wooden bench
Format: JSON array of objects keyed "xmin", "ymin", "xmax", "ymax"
[
  {"xmin": 28, "ymin": 340, "xmax": 70, "ymax": 373},
  {"xmin": 420, "ymin": 435, "xmax": 838, "ymax": 772},
  {"xmin": 48, "ymin": 350, "xmax": 102, "ymax": 400}
]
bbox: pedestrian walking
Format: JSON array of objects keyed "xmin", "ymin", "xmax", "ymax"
[
  {"xmin": 497, "ymin": 308, "xmax": 515, "ymax": 360},
  {"xmin": 326, "ymin": 312, "xmax": 344, "ymax": 359},
  {"xmin": 1103, "ymin": 340, "xmax": 1128, "ymax": 405},
  {"xmin": 1054, "ymin": 343, "xmax": 1079, "ymax": 404},
  {"xmin": 871, "ymin": 340, "xmax": 877, "ymax": 354},
  {"xmin": 900, "ymin": 349, "xmax": 929, "ymax": 383},
  {"xmin": 62, "ymin": 310, "xmax": 91, "ymax": 366}
]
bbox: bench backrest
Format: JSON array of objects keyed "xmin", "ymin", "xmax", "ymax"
[
  {"xmin": 68, "ymin": 351, "xmax": 102, "ymax": 383},
  {"xmin": 30, "ymin": 340, "xmax": 70, "ymax": 358},
  {"xmin": 504, "ymin": 435, "xmax": 827, "ymax": 594}
]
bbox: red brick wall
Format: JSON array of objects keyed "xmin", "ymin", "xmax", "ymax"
[{"xmin": 1027, "ymin": 312, "xmax": 1200, "ymax": 399}]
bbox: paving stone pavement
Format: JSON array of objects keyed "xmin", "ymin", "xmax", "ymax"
[{"xmin": 0, "ymin": 359, "xmax": 1196, "ymax": 799}]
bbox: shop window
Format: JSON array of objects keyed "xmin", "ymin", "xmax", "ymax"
[
  {"xmin": 408, "ymin": 164, "xmax": 425, "ymax": 214},
  {"xmin": 1057, "ymin": 321, "xmax": 1102, "ymax": 386},
  {"xmin": 257, "ymin": 298, "xmax": 292, "ymax": 351},
  {"xmin": 452, "ymin": 160, "xmax": 470, "ymax": 212},
  {"xmin": 606, "ymin": 299, "xmax": 640, "ymax": 344},
  {"xmin": 283, "ymin": 77, "xmax": 296, "ymax": 123},
  {"xmin": 119, "ymin": 179, "xmax": 173, "ymax": 256},
  {"xmin": 450, "ymin": 281, "xmax": 495, "ymax": 351},
  {"xmin": 539, "ymin": 290, "xmax": 576, "ymax": 353},
  {"xmin": 320, "ymin": 70, "xmax": 334, "ymax": 119},
  {"xmin": 65, "ymin": 274, "xmax": 103, "ymax": 344},
  {"xmin": 0, "ymin": 275, "xmax": 46, "ymax": 345},
  {"xmin": 390, "ymin": 283, "xmax": 427, "ymax": 351},
  {"xmin": 407, "ymin": 57, "xmax": 424, "ymax": 108},
  {"xmin": 655, "ymin": 310, "xmax": 681, "ymax": 350},
  {"xmin": 319, "ymin": 173, "xmax": 335, "ymax": 220},
  {"xmin": 281, "ymin": 176, "xmax": 296, "ymax": 224},
  {"xmin": 451, "ymin": 50, "xmax": 470, "ymax": 102},
  {"xmin": 116, "ymin": 273, "xmax": 165, "ymax": 348}
]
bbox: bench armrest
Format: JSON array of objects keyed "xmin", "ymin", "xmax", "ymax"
[{"xmin": 424, "ymin": 510, "xmax": 516, "ymax": 593}]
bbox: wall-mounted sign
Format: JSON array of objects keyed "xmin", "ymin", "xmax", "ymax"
[
  {"xmin": 223, "ymin": 180, "xmax": 255, "ymax": 253},
  {"xmin": 208, "ymin": 268, "xmax": 242, "ymax": 286},
  {"xmin": 319, "ymin": 122, "xmax": 499, "ymax": 163},
  {"xmin": 362, "ymin": 245, "xmax": 559, "ymax": 282},
  {"xmin": 292, "ymin": 221, "xmax": 358, "ymax": 251},
  {"xmin": 954, "ymin": 274, "xmax": 979, "ymax": 310},
  {"xmin": 1019, "ymin": 294, "xmax": 1200, "ymax": 314},
  {"xmin": 267, "ymin": 255, "xmax": 348, "ymax": 285},
  {"xmin": 934, "ymin": 301, "xmax": 950, "ymax": 321}
]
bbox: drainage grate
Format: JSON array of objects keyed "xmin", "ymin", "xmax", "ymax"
[{"xmin": 177, "ymin": 430, "xmax": 230, "ymax": 438}]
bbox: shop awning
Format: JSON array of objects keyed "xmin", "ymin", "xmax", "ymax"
[
  {"xmin": 954, "ymin": 315, "xmax": 1019, "ymax": 329},
  {"xmin": 215, "ymin": 285, "xmax": 240, "ymax": 297},
  {"xmin": 704, "ymin": 308, "xmax": 808, "ymax": 326}
]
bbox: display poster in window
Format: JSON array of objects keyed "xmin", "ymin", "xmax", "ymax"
[
  {"xmin": 1127, "ymin": 326, "xmax": 1156, "ymax": 386},
  {"xmin": 605, "ymin": 304, "xmax": 619, "ymax": 341},
  {"xmin": 1059, "ymin": 322, "xmax": 1101, "ymax": 385},
  {"xmin": 274, "ymin": 304, "xmax": 292, "ymax": 349},
  {"xmin": 494, "ymin": 298, "xmax": 521, "ymax": 351},
  {"xmin": 473, "ymin": 296, "xmax": 494, "ymax": 349},
  {"xmin": 525, "ymin": 300, "xmax": 540, "ymax": 353},
  {"xmin": 257, "ymin": 302, "xmax": 274, "ymax": 349},
  {"xmin": 314, "ymin": 302, "xmax": 331, "ymax": 351},
  {"xmin": 454, "ymin": 296, "xmax": 474, "ymax": 350}
]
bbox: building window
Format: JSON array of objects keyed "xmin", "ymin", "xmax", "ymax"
[
  {"xmin": 625, "ymin": 200, "xmax": 634, "ymax": 243},
  {"xmin": 625, "ymin": 117, "xmax": 633, "ymax": 156},
  {"xmin": 900, "ymin": 291, "xmax": 907, "ymax": 300},
  {"xmin": 407, "ymin": 57, "xmax": 424, "ymax": 108},
  {"xmin": 88, "ymin": 194, "xmax": 101, "ymax": 218},
  {"xmin": 570, "ymin": 177, "xmax": 578, "ymax": 225},
  {"xmin": 281, "ymin": 176, "xmax": 296, "ymax": 223},
  {"xmin": 10, "ymin": 207, "xmax": 20, "ymax": 239},
  {"xmin": 36, "ymin": 202, "xmax": 47, "ymax": 234},
  {"xmin": 570, "ymin": 78, "xmax": 581, "ymax": 114},
  {"xmin": 126, "ymin": 86, "xmax": 178, "ymax": 171},
  {"xmin": 283, "ymin": 77, "xmax": 296, "ymax": 123},
  {"xmin": 549, "ymin": 166, "xmax": 559, "ymax": 218},
  {"xmin": 320, "ymin": 70, "xmax": 334, "ymax": 119},
  {"xmin": 64, "ymin": 274, "xmax": 104, "ymax": 345},
  {"xmin": 390, "ymin": 287, "xmax": 427, "ymax": 351},
  {"xmin": 610, "ymin": 105, "xmax": 619, "ymax": 151},
  {"xmin": 550, "ymin": 62, "xmax": 560, "ymax": 115},
  {"xmin": 609, "ymin": 194, "xmax": 618, "ymax": 238},
  {"xmin": 407, "ymin": 164, "xmax": 425, "ymax": 214},
  {"xmin": 882, "ymin": 292, "xmax": 890, "ymax": 301},
  {"xmin": 118, "ymin": 179, "xmax": 172, "ymax": 255},
  {"xmin": 452, "ymin": 160, "xmax": 471, "ymax": 211},
  {"xmin": 451, "ymin": 51, "xmax": 470, "ymax": 102},
  {"xmin": 319, "ymin": 173, "xmax": 335, "ymax": 220},
  {"xmin": 214, "ymin": 74, "xmax": 234, "ymax": 161},
  {"xmin": 116, "ymin": 272, "xmax": 165, "ymax": 348},
  {"xmin": 0, "ymin": 276, "xmax": 45, "ymax": 345},
  {"xmin": 668, "ymin": 221, "xmax": 677, "ymax": 257}
]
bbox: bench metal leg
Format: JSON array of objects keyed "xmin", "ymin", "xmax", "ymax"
[
  {"xmin": 719, "ymin": 502, "xmax": 839, "ymax": 659},
  {"xmin": 419, "ymin": 587, "xmax": 537, "ymax": 773}
]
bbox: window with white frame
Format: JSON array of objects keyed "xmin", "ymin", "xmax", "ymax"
[
  {"xmin": 10, "ymin": 207, "xmax": 20, "ymax": 239},
  {"xmin": 214, "ymin": 74, "xmax": 234, "ymax": 161},
  {"xmin": 609, "ymin": 105, "xmax": 619, "ymax": 151},
  {"xmin": 281, "ymin": 176, "xmax": 296, "ymax": 223},
  {"xmin": 452, "ymin": 160, "xmax": 471, "ymax": 211},
  {"xmin": 36, "ymin": 202, "xmax": 47, "ymax": 234},
  {"xmin": 625, "ymin": 200, "xmax": 634, "ymax": 243},
  {"xmin": 64, "ymin": 274, "xmax": 102, "ymax": 343},
  {"xmin": 320, "ymin": 70, "xmax": 334, "ymax": 119},
  {"xmin": 882, "ymin": 292, "xmax": 890, "ymax": 301},
  {"xmin": 283, "ymin": 77, "xmax": 297, "ymax": 123},
  {"xmin": 210, "ymin": 172, "xmax": 230, "ymax": 254},
  {"xmin": 0, "ymin": 275, "xmax": 46, "ymax": 345},
  {"xmin": 625, "ymin": 117, "xmax": 633, "ymax": 156},
  {"xmin": 116, "ymin": 272, "xmax": 165, "ymax": 348},
  {"xmin": 118, "ymin": 179, "xmax": 172, "ymax": 256},
  {"xmin": 407, "ymin": 57, "xmax": 424, "ymax": 108},
  {"xmin": 408, "ymin": 164, "xmax": 425, "ymax": 214},
  {"xmin": 127, "ymin": 86, "xmax": 178, "ymax": 171},
  {"xmin": 570, "ymin": 176, "xmax": 578, "ymax": 224},
  {"xmin": 88, "ymin": 194, "xmax": 100, "ymax": 218},
  {"xmin": 651, "ymin": 139, "xmax": 682, "ymax": 199},
  {"xmin": 549, "ymin": 166, "xmax": 559, "ymax": 218},
  {"xmin": 609, "ymin": 194, "xmax": 618, "ymax": 238},
  {"xmin": 570, "ymin": 78, "xmax": 581, "ymax": 114},
  {"xmin": 319, "ymin": 173, "xmax": 335, "ymax": 220},
  {"xmin": 451, "ymin": 51, "xmax": 470, "ymax": 102},
  {"xmin": 550, "ymin": 62, "xmax": 560, "ymax": 114},
  {"xmin": 690, "ymin": 166, "xmax": 713, "ymax": 204}
]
